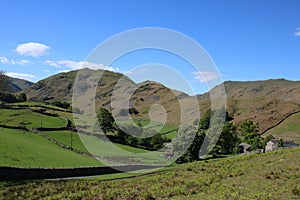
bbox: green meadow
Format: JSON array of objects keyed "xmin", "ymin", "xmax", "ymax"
[
  {"xmin": 0, "ymin": 108, "xmax": 65, "ymax": 129},
  {"xmin": 264, "ymin": 112, "xmax": 300, "ymax": 143},
  {"xmin": 0, "ymin": 127, "xmax": 100, "ymax": 168}
]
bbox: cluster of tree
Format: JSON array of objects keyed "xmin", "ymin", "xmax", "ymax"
[
  {"xmin": 51, "ymin": 101, "xmax": 71, "ymax": 109},
  {"xmin": 175, "ymin": 109, "xmax": 239, "ymax": 163},
  {"xmin": 118, "ymin": 107, "xmax": 139, "ymax": 116},
  {"xmin": 239, "ymin": 120, "xmax": 263, "ymax": 150},
  {"xmin": 17, "ymin": 93, "xmax": 27, "ymax": 102},
  {"xmin": 176, "ymin": 109, "xmax": 266, "ymax": 163},
  {"xmin": 0, "ymin": 70, "xmax": 8, "ymax": 92},
  {"xmin": 116, "ymin": 125, "xmax": 169, "ymax": 150},
  {"xmin": 96, "ymin": 107, "xmax": 169, "ymax": 150},
  {"xmin": 96, "ymin": 106, "xmax": 271, "ymax": 163}
]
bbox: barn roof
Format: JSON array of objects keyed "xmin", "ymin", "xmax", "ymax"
[{"xmin": 238, "ymin": 142, "xmax": 251, "ymax": 150}]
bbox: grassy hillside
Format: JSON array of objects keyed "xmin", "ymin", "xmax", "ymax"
[
  {"xmin": 198, "ymin": 79, "xmax": 300, "ymax": 133},
  {"xmin": 7, "ymin": 77, "xmax": 33, "ymax": 93},
  {"xmin": 199, "ymin": 79, "xmax": 300, "ymax": 102},
  {"xmin": 0, "ymin": 108, "xmax": 66, "ymax": 129},
  {"xmin": 23, "ymin": 69, "xmax": 300, "ymax": 138},
  {"xmin": 1, "ymin": 148, "xmax": 299, "ymax": 199},
  {"xmin": 23, "ymin": 69, "xmax": 195, "ymax": 126},
  {"xmin": 24, "ymin": 69, "xmax": 129, "ymax": 102},
  {"xmin": 264, "ymin": 112, "xmax": 300, "ymax": 143},
  {"xmin": 0, "ymin": 127, "xmax": 101, "ymax": 168},
  {"xmin": 43, "ymin": 130, "xmax": 151, "ymax": 155},
  {"xmin": 0, "ymin": 104, "xmax": 165, "ymax": 167}
]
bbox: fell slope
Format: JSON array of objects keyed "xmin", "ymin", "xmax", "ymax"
[
  {"xmin": 8, "ymin": 77, "xmax": 34, "ymax": 93},
  {"xmin": 0, "ymin": 127, "xmax": 100, "ymax": 168},
  {"xmin": 24, "ymin": 70, "xmax": 300, "ymax": 135},
  {"xmin": 2, "ymin": 148, "xmax": 299, "ymax": 199},
  {"xmin": 198, "ymin": 79, "xmax": 300, "ymax": 132},
  {"xmin": 24, "ymin": 69, "xmax": 195, "ymax": 126}
]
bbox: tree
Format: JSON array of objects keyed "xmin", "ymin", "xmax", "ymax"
[
  {"xmin": 51, "ymin": 101, "xmax": 70, "ymax": 109},
  {"xmin": 149, "ymin": 133, "xmax": 165, "ymax": 149},
  {"xmin": 278, "ymin": 138, "xmax": 284, "ymax": 147},
  {"xmin": 263, "ymin": 134, "xmax": 275, "ymax": 147},
  {"xmin": 17, "ymin": 93, "xmax": 27, "ymax": 102},
  {"xmin": 0, "ymin": 70, "xmax": 8, "ymax": 92},
  {"xmin": 97, "ymin": 107, "xmax": 116, "ymax": 134},
  {"xmin": 176, "ymin": 125, "xmax": 206, "ymax": 163},
  {"xmin": 116, "ymin": 124, "xmax": 168, "ymax": 150},
  {"xmin": 239, "ymin": 120, "xmax": 263, "ymax": 150},
  {"xmin": 215, "ymin": 122, "xmax": 239, "ymax": 154}
]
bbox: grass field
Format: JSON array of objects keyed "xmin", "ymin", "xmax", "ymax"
[
  {"xmin": 0, "ymin": 105, "xmax": 167, "ymax": 167},
  {"xmin": 0, "ymin": 108, "xmax": 66, "ymax": 129},
  {"xmin": 1, "ymin": 148, "xmax": 299, "ymax": 199},
  {"xmin": 0, "ymin": 127, "xmax": 101, "ymax": 168},
  {"xmin": 44, "ymin": 130, "xmax": 90, "ymax": 154},
  {"xmin": 8, "ymin": 102, "xmax": 68, "ymax": 111},
  {"xmin": 264, "ymin": 112, "xmax": 300, "ymax": 143},
  {"xmin": 43, "ymin": 130, "xmax": 151, "ymax": 155},
  {"xmin": 118, "ymin": 119, "xmax": 178, "ymax": 139},
  {"xmin": 77, "ymin": 133, "xmax": 164, "ymax": 165}
]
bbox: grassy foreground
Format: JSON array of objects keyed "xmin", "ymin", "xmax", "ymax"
[{"xmin": 1, "ymin": 148, "xmax": 299, "ymax": 199}]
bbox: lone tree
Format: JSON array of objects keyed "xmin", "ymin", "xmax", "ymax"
[
  {"xmin": 0, "ymin": 70, "xmax": 8, "ymax": 92},
  {"xmin": 97, "ymin": 107, "xmax": 116, "ymax": 134}
]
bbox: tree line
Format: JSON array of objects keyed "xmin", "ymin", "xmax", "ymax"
[
  {"xmin": 95, "ymin": 107, "xmax": 273, "ymax": 164},
  {"xmin": 96, "ymin": 107, "xmax": 169, "ymax": 150}
]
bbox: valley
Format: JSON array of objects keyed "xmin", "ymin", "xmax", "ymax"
[{"xmin": 0, "ymin": 70, "xmax": 300, "ymax": 199}]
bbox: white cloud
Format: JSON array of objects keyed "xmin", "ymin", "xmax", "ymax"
[
  {"xmin": 13, "ymin": 59, "xmax": 31, "ymax": 65},
  {"xmin": 6, "ymin": 72, "xmax": 37, "ymax": 81},
  {"xmin": 295, "ymin": 27, "xmax": 300, "ymax": 37},
  {"xmin": 0, "ymin": 57, "xmax": 10, "ymax": 64},
  {"xmin": 45, "ymin": 60, "xmax": 61, "ymax": 68},
  {"xmin": 0, "ymin": 57, "xmax": 31, "ymax": 65},
  {"xmin": 16, "ymin": 42, "xmax": 50, "ymax": 57},
  {"xmin": 192, "ymin": 71, "xmax": 221, "ymax": 82},
  {"xmin": 45, "ymin": 60, "xmax": 121, "ymax": 72}
]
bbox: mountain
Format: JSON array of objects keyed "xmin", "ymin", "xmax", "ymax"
[
  {"xmin": 23, "ymin": 70, "xmax": 300, "ymax": 135},
  {"xmin": 7, "ymin": 76, "xmax": 34, "ymax": 93},
  {"xmin": 24, "ymin": 69, "xmax": 196, "ymax": 125},
  {"xmin": 198, "ymin": 79, "xmax": 300, "ymax": 132},
  {"xmin": 0, "ymin": 76, "xmax": 33, "ymax": 103}
]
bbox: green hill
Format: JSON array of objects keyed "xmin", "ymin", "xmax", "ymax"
[
  {"xmin": 23, "ymin": 69, "xmax": 300, "ymax": 141},
  {"xmin": 0, "ymin": 103, "xmax": 164, "ymax": 167},
  {"xmin": 198, "ymin": 79, "xmax": 300, "ymax": 133},
  {"xmin": 1, "ymin": 148, "xmax": 299, "ymax": 199},
  {"xmin": 264, "ymin": 112, "xmax": 300, "ymax": 143},
  {"xmin": 0, "ymin": 127, "xmax": 101, "ymax": 168}
]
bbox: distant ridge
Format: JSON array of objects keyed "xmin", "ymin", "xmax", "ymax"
[
  {"xmin": 7, "ymin": 76, "xmax": 34, "ymax": 93},
  {"xmin": 22, "ymin": 70, "xmax": 300, "ymax": 138}
]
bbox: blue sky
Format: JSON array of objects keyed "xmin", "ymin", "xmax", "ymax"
[{"xmin": 0, "ymin": 0, "xmax": 300, "ymax": 95}]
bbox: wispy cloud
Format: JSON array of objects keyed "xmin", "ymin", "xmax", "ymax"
[
  {"xmin": 10, "ymin": 59, "xmax": 31, "ymax": 65},
  {"xmin": 295, "ymin": 27, "xmax": 300, "ymax": 37},
  {"xmin": 15, "ymin": 42, "xmax": 50, "ymax": 57},
  {"xmin": 0, "ymin": 56, "xmax": 10, "ymax": 64},
  {"xmin": 192, "ymin": 71, "xmax": 221, "ymax": 82},
  {"xmin": 6, "ymin": 72, "xmax": 37, "ymax": 81},
  {"xmin": 0, "ymin": 56, "xmax": 31, "ymax": 66},
  {"xmin": 45, "ymin": 60, "xmax": 122, "ymax": 72}
]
